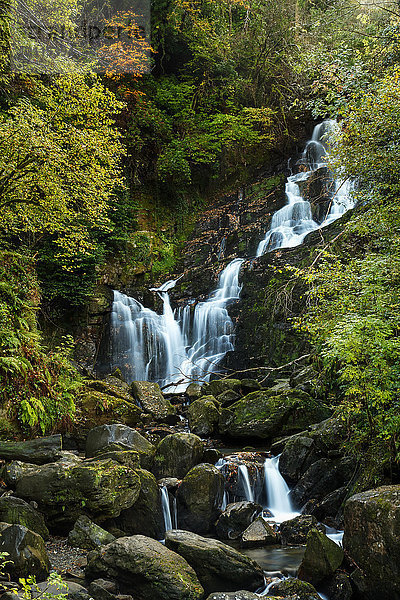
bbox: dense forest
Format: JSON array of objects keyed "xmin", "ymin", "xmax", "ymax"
[{"xmin": 1, "ymin": 0, "xmax": 400, "ymax": 599}]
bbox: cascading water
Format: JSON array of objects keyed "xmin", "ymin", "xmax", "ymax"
[
  {"xmin": 256, "ymin": 120, "xmax": 354, "ymax": 256},
  {"xmin": 263, "ymin": 456, "xmax": 299, "ymax": 524},
  {"xmin": 110, "ymin": 259, "xmax": 243, "ymax": 391},
  {"xmin": 161, "ymin": 486, "xmax": 173, "ymax": 533},
  {"xmin": 238, "ymin": 465, "xmax": 255, "ymax": 502}
]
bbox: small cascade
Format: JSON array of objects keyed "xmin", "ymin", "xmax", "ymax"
[
  {"xmin": 256, "ymin": 120, "xmax": 354, "ymax": 256},
  {"xmin": 172, "ymin": 496, "xmax": 178, "ymax": 529},
  {"xmin": 263, "ymin": 456, "xmax": 299, "ymax": 523},
  {"xmin": 161, "ymin": 486, "xmax": 173, "ymax": 533},
  {"xmin": 110, "ymin": 259, "xmax": 243, "ymax": 390},
  {"xmin": 221, "ymin": 490, "xmax": 228, "ymax": 511},
  {"xmin": 238, "ymin": 464, "xmax": 255, "ymax": 502}
]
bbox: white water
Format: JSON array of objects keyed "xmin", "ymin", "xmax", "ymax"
[
  {"xmin": 110, "ymin": 120, "xmax": 353, "ymax": 391},
  {"xmin": 161, "ymin": 486, "xmax": 173, "ymax": 533},
  {"xmin": 263, "ymin": 456, "xmax": 299, "ymax": 524},
  {"xmin": 256, "ymin": 120, "xmax": 354, "ymax": 256},
  {"xmin": 238, "ymin": 464, "xmax": 255, "ymax": 502}
]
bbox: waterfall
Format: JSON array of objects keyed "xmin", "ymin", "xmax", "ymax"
[
  {"xmin": 161, "ymin": 486, "xmax": 173, "ymax": 533},
  {"xmin": 110, "ymin": 259, "xmax": 243, "ymax": 391},
  {"xmin": 238, "ymin": 465, "xmax": 255, "ymax": 502},
  {"xmin": 256, "ymin": 120, "xmax": 354, "ymax": 256},
  {"xmin": 263, "ymin": 456, "xmax": 299, "ymax": 524}
]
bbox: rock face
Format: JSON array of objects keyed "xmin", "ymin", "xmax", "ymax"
[
  {"xmin": 130, "ymin": 381, "xmax": 176, "ymax": 422},
  {"xmin": 298, "ymin": 529, "xmax": 344, "ymax": 585},
  {"xmin": 153, "ymin": 433, "xmax": 204, "ymax": 479},
  {"xmin": 177, "ymin": 464, "xmax": 225, "ymax": 534},
  {"xmin": 0, "ymin": 435, "xmax": 62, "ymax": 464},
  {"xmin": 68, "ymin": 515, "xmax": 115, "ymax": 549},
  {"xmin": 15, "ymin": 458, "xmax": 141, "ymax": 530},
  {"xmin": 215, "ymin": 501, "xmax": 262, "ymax": 540},
  {"xmin": 241, "ymin": 517, "xmax": 277, "ymax": 547},
  {"xmin": 280, "ymin": 515, "xmax": 324, "ymax": 546},
  {"xmin": 165, "ymin": 530, "xmax": 265, "ymax": 594},
  {"xmin": 343, "ymin": 485, "xmax": 400, "ymax": 600},
  {"xmin": 0, "ymin": 522, "xmax": 50, "ymax": 581},
  {"xmin": 0, "ymin": 495, "xmax": 49, "ymax": 540},
  {"xmin": 218, "ymin": 390, "xmax": 310, "ymax": 440},
  {"xmin": 188, "ymin": 396, "xmax": 220, "ymax": 437},
  {"xmin": 85, "ymin": 424, "xmax": 155, "ymax": 469},
  {"xmin": 85, "ymin": 535, "xmax": 204, "ymax": 600},
  {"xmin": 114, "ymin": 469, "xmax": 164, "ymax": 539}
]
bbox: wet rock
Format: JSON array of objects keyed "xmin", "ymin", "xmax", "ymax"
[
  {"xmin": 205, "ymin": 593, "xmax": 262, "ymax": 600},
  {"xmin": 290, "ymin": 457, "xmax": 356, "ymax": 507},
  {"xmin": 0, "ymin": 435, "xmax": 62, "ymax": 465},
  {"xmin": 16, "ymin": 458, "xmax": 141, "ymax": 530},
  {"xmin": 219, "ymin": 390, "xmax": 309, "ymax": 440},
  {"xmin": 158, "ymin": 477, "xmax": 181, "ymax": 492},
  {"xmin": 280, "ymin": 402, "xmax": 332, "ymax": 437},
  {"xmin": 215, "ymin": 501, "xmax": 262, "ymax": 540},
  {"xmin": 217, "ymin": 390, "xmax": 241, "ymax": 407},
  {"xmin": 298, "ymin": 529, "xmax": 344, "ymax": 585},
  {"xmin": 311, "ymin": 486, "xmax": 348, "ymax": 522},
  {"xmin": 188, "ymin": 396, "xmax": 221, "ymax": 437},
  {"xmin": 0, "ymin": 522, "xmax": 50, "ymax": 581},
  {"xmin": 79, "ymin": 386, "xmax": 141, "ymax": 429},
  {"xmin": 269, "ymin": 577, "xmax": 321, "ymax": 599},
  {"xmin": 239, "ymin": 379, "xmax": 262, "ymax": 394},
  {"xmin": 68, "ymin": 515, "xmax": 115, "ymax": 549},
  {"xmin": 0, "ymin": 496, "xmax": 49, "ymax": 540},
  {"xmin": 1, "ymin": 461, "xmax": 41, "ymax": 487},
  {"xmin": 114, "ymin": 469, "xmax": 164, "ymax": 539},
  {"xmin": 185, "ymin": 383, "xmax": 202, "ymax": 402},
  {"xmin": 343, "ymin": 485, "xmax": 400, "ymax": 600},
  {"xmin": 88, "ymin": 450, "xmax": 140, "ymax": 470},
  {"xmin": 165, "ymin": 529, "xmax": 264, "ymax": 594},
  {"xmin": 85, "ymin": 534, "xmax": 204, "ymax": 600},
  {"xmin": 327, "ymin": 572, "xmax": 353, "ymax": 600},
  {"xmin": 241, "ymin": 516, "xmax": 277, "ymax": 547},
  {"xmin": 279, "ymin": 436, "xmax": 317, "ymax": 484},
  {"xmin": 203, "ymin": 449, "xmax": 223, "ymax": 464},
  {"xmin": 177, "ymin": 463, "xmax": 225, "ymax": 534},
  {"xmin": 88, "ymin": 579, "xmax": 118, "ymax": 600},
  {"xmin": 85, "ymin": 424, "xmax": 155, "ymax": 470},
  {"xmin": 131, "ymin": 381, "xmax": 177, "ymax": 423},
  {"xmin": 153, "ymin": 432, "xmax": 204, "ymax": 479},
  {"xmin": 202, "ymin": 379, "xmax": 242, "ymax": 397},
  {"xmin": 280, "ymin": 515, "xmax": 324, "ymax": 546}
]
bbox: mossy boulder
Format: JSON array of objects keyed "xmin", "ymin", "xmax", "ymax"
[
  {"xmin": 0, "ymin": 495, "xmax": 49, "ymax": 540},
  {"xmin": 85, "ymin": 424, "xmax": 155, "ymax": 470},
  {"xmin": 217, "ymin": 389, "xmax": 241, "ymax": 407},
  {"xmin": 343, "ymin": 485, "xmax": 400, "ymax": 600},
  {"xmin": 85, "ymin": 535, "xmax": 204, "ymax": 600},
  {"xmin": 15, "ymin": 458, "xmax": 141, "ymax": 530},
  {"xmin": 114, "ymin": 469, "xmax": 164, "ymax": 539},
  {"xmin": 185, "ymin": 383, "xmax": 202, "ymax": 402},
  {"xmin": 215, "ymin": 501, "xmax": 262, "ymax": 540},
  {"xmin": 79, "ymin": 379, "xmax": 142, "ymax": 429},
  {"xmin": 202, "ymin": 379, "xmax": 242, "ymax": 397},
  {"xmin": 241, "ymin": 516, "xmax": 277, "ymax": 547},
  {"xmin": 165, "ymin": 530, "xmax": 265, "ymax": 594},
  {"xmin": 269, "ymin": 578, "xmax": 321, "ymax": 599},
  {"xmin": 177, "ymin": 464, "xmax": 225, "ymax": 534},
  {"xmin": 188, "ymin": 396, "xmax": 221, "ymax": 437},
  {"xmin": 279, "ymin": 402, "xmax": 332, "ymax": 437},
  {"xmin": 219, "ymin": 390, "xmax": 310, "ymax": 440},
  {"xmin": 131, "ymin": 381, "xmax": 177, "ymax": 423},
  {"xmin": 298, "ymin": 529, "xmax": 344, "ymax": 585},
  {"xmin": 0, "ymin": 460, "xmax": 41, "ymax": 487},
  {"xmin": 0, "ymin": 435, "xmax": 62, "ymax": 464},
  {"xmin": 68, "ymin": 515, "xmax": 115, "ymax": 549},
  {"xmin": 291, "ymin": 456, "xmax": 356, "ymax": 507},
  {"xmin": 205, "ymin": 594, "xmax": 269, "ymax": 600},
  {"xmin": 0, "ymin": 522, "xmax": 50, "ymax": 581},
  {"xmin": 90, "ymin": 450, "xmax": 140, "ymax": 470},
  {"xmin": 153, "ymin": 432, "xmax": 204, "ymax": 479},
  {"xmin": 280, "ymin": 514, "xmax": 324, "ymax": 546}
]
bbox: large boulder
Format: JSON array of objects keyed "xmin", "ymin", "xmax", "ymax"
[
  {"xmin": 153, "ymin": 433, "xmax": 204, "ymax": 479},
  {"xmin": 202, "ymin": 379, "xmax": 242, "ymax": 397},
  {"xmin": 241, "ymin": 517, "xmax": 277, "ymax": 547},
  {"xmin": 0, "ymin": 522, "xmax": 50, "ymax": 581},
  {"xmin": 215, "ymin": 501, "xmax": 262, "ymax": 540},
  {"xmin": 177, "ymin": 464, "xmax": 225, "ymax": 534},
  {"xmin": 343, "ymin": 485, "xmax": 400, "ymax": 600},
  {"xmin": 298, "ymin": 529, "xmax": 344, "ymax": 586},
  {"xmin": 0, "ymin": 435, "xmax": 62, "ymax": 464},
  {"xmin": 79, "ymin": 380, "xmax": 142, "ymax": 429},
  {"xmin": 85, "ymin": 424, "xmax": 155, "ymax": 469},
  {"xmin": 218, "ymin": 390, "xmax": 309, "ymax": 440},
  {"xmin": 205, "ymin": 594, "xmax": 262, "ymax": 600},
  {"xmin": 15, "ymin": 458, "xmax": 141, "ymax": 530},
  {"xmin": 269, "ymin": 578, "xmax": 320, "ymax": 599},
  {"xmin": 165, "ymin": 530, "xmax": 265, "ymax": 594},
  {"xmin": 188, "ymin": 396, "xmax": 220, "ymax": 437},
  {"xmin": 280, "ymin": 515, "xmax": 324, "ymax": 546},
  {"xmin": 0, "ymin": 461, "xmax": 41, "ymax": 487},
  {"xmin": 130, "ymin": 381, "xmax": 176, "ymax": 423},
  {"xmin": 85, "ymin": 535, "xmax": 204, "ymax": 600},
  {"xmin": 0, "ymin": 495, "xmax": 49, "ymax": 540},
  {"xmin": 114, "ymin": 469, "xmax": 164, "ymax": 539},
  {"xmin": 68, "ymin": 515, "xmax": 115, "ymax": 549}
]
